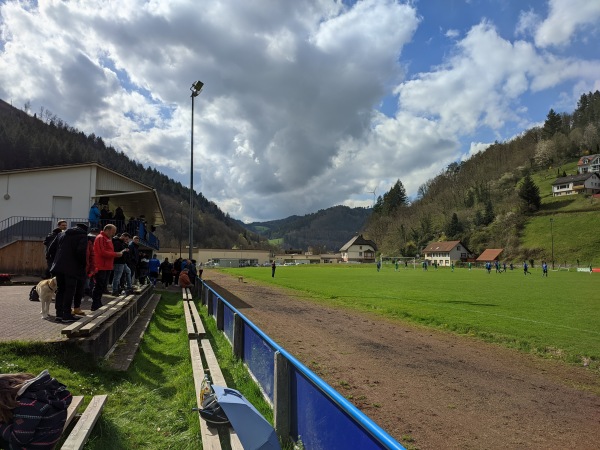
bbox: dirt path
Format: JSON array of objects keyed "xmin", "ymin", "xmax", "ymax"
[{"xmin": 204, "ymin": 271, "xmax": 600, "ymax": 450}]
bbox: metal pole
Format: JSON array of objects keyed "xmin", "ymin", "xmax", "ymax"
[
  {"xmin": 550, "ymin": 218, "xmax": 554, "ymax": 270},
  {"xmin": 189, "ymin": 94, "xmax": 194, "ymax": 261},
  {"xmin": 179, "ymin": 201, "xmax": 182, "ymax": 258}
]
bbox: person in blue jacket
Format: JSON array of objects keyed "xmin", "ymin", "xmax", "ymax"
[
  {"xmin": 88, "ymin": 203, "xmax": 101, "ymax": 228},
  {"xmin": 148, "ymin": 254, "xmax": 161, "ymax": 286}
]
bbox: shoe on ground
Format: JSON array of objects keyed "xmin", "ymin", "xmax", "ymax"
[
  {"xmin": 61, "ymin": 315, "xmax": 79, "ymax": 323},
  {"xmin": 110, "ymin": 291, "xmax": 120, "ymax": 296},
  {"xmin": 72, "ymin": 308, "xmax": 86, "ymax": 316},
  {"xmin": 55, "ymin": 317, "xmax": 63, "ymax": 323}
]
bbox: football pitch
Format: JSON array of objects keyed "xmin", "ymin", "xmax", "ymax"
[{"xmin": 223, "ymin": 264, "xmax": 599, "ymax": 366}]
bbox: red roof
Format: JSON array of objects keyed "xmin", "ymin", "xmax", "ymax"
[{"xmin": 476, "ymin": 249, "xmax": 504, "ymax": 262}]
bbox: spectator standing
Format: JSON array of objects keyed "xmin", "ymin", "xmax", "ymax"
[
  {"xmin": 173, "ymin": 258, "xmax": 182, "ymax": 285},
  {"xmin": 148, "ymin": 254, "xmax": 160, "ymax": 286},
  {"xmin": 0, "ymin": 370, "xmax": 72, "ymax": 450},
  {"xmin": 138, "ymin": 253, "xmax": 149, "ymax": 285},
  {"xmin": 113, "ymin": 206, "xmax": 126, "ymax": 233},
  {"xmin": 92, "ymin": 224, "xmax": 124, "ymax": 311},
  {"xmin": 127, "ymin": 236, "xmax": 140, "ymax": 286},
  {"xmin": 188, "ymin": 260, "xmax": 198, "ymax": 285},
  {"xmin": 271, "ymin": 261, "xmax": 276, "ymax": 278},
  {"xmin": 160, "ymin": 258, "xmax": 173, "ymax": 287},
  {"xmin": 72, "ymin": 229, "xmax": 96, "ymax": 316},
  {"xmin": 43, "ymin": 220, "xmax": 67, "ymax": 279},
  {"xmin": 111, "ymin": 233, "xmax": 133, "ymax": 295},
  {"xmin": 48, "ymin": 223, "xmax": 89, "ymax": 323},
  {"xmin": 88, "ymin": 203, "xmax": 101, "ymax": 229}
]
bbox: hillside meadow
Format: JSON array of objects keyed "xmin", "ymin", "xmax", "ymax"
[{"xmin": 222, "ymin": 264, "xmax": 600, "ymax": 368}]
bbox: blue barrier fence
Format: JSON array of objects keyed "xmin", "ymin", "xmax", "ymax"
[{"xmin": 200, "ymin": 281, "xmax": 405, "ymax": 450}]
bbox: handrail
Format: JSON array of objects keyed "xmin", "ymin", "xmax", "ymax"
[
  {"xmin": 202, "ymin": 282, "xmax": 404, "ymax": 450},
  {"xmin": 0, "ymin": 216, "xmax": 159, "ymax": 250}
]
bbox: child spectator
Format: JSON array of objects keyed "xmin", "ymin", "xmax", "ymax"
[{"xmin": 0, "ymin": 370, "xmax": 72, "ymax": 450}]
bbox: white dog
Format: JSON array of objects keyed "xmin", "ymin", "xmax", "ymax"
[{"xmin": 36, "ymin": 277, "xmax": 57, "ymax": 319}]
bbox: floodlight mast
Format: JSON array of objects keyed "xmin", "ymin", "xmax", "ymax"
[{"xmin": 189, "ymin": 80, "xmax": 204, "ymax": 261}]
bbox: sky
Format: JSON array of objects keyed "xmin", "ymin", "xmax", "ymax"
[{"xmin": 1, "ymin": 0, "xmax": 599, "ymax": 223}]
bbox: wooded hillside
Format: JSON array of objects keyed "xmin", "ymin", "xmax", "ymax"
[
  {"xmin": 0, "ymin": 99, "xmax": 271, "ymax": 251},
  {"xmin": 364, "ymin": 91, "xmax": 600, "ymax": 263}
]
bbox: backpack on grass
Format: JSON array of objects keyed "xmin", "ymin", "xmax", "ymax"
[{"xmin": 29, "ymin": 286, "xmax": 40, "ymax": 302}]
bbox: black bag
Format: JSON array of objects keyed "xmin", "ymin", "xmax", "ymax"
[
  {"xmin": 199, "ymin": 393, "xmax": 229, "ymax": 425},
  {"xmin": 29, "ymin": 286, "xmax": 40, "ymax": 302}
]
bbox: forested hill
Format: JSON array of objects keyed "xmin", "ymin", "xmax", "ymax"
[
  {"xmin": 0, "ymin": 99, "xmax": 270, "ymax": 250},
  {"xmin": 364, "ymin": 90, "xmax": 600, "ymax": 263},
  {"xmin": 242, "ymin": 205, "xmax": 372, "ymax": 253}
]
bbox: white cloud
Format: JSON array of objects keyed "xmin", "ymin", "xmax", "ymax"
[
  {"xmin": 462, "ymin": 142, "xmax": 492, "ymax": 161},
  {"xmin": 534, "ymin": 0, "xmax": 600, "ymax": 47},
  {"xmin": 0, "ymin": 0, "xmax": 599, "ymax": 223}
]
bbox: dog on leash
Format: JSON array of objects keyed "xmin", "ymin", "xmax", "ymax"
[{"xmin": 36, "ymin": 277, "xmax": 57, "ymax": 319}]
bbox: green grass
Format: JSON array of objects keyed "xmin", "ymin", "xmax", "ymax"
[
  {"xmin": 0, "ymin": 292, "xmax": 273, "ymax": 449},
  {"xmin": 223, "ymin": 264, "xmax": 600, "ymax": 370}
]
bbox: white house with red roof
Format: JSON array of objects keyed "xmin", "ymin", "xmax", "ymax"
[
  {"xmin": 423, "ymin": 240, "xmax": 471, "ymax": 266},
  {"xmin": 340, "ymin": 234, "xmax": 377, "ymax": 263},
  {"xmin": 577, "ymin": 154, "xmax": 600, "ymax": 174}
]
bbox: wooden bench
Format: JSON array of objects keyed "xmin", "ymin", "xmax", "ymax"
[
  {"xmin": 184, "ymin": 293, "xmax": 242, "ymax": 450},
  {"xmin": 183, "ymin": 299, "xmax": 206, "ymax": 339},
  {"xmin": 61, "ymin": 394, "xmax": 108, "ymax": 450},
  {"xmin": 61, "ymin": 297, "xmax": 132, "ymax": 337}
]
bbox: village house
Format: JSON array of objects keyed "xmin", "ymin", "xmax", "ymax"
[
  {"xmin": 423, "ymin": 240, "xmax": 471, "ymax": 266},
  {"xmin": 340, "ymin": 234, "xmax": 377, "ymax": 263},
  {"xmin": 577, "ymin": 154, "xmax": 600, "ymax": 174},
  {"xmin": 551, "ymin": 172, "xmax": 600, "ymax": 196}
]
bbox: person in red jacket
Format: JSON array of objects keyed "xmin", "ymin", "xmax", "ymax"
[{"xmin": 91, "ymin": 224, "xmax": 126, "ymax": 311}]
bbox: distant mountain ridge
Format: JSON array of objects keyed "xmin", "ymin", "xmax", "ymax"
[{"xmin": 241, "ymin": 205, "xmax": 372, "ymax": 252}]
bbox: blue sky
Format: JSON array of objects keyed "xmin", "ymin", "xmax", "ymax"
[{"xmin": 1, "ymin": 0, "xmax": 599, "ymax": 222}]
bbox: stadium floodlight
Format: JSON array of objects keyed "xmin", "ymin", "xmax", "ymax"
[{"xmin": 189, "ymin": 80, "xmax": 204, "ymax": 260}]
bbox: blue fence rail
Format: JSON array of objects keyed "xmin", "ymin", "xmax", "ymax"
[{"xmin": 200, "ymin": 281, "xmax": 405, "ymax": 450}]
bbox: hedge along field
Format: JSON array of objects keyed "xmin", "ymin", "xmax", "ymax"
[{"xmin": 221, "ymin": 264, "xmax": 600, "ymax": 367}]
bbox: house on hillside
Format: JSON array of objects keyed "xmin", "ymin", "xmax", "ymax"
[
  {"xmin": 340, "ymin": 234, "xmax": 377, "ymax": 263},
  {"xmin": 476, "ymin": 249, "xmax": 504, "ymax": 263},
  {"xmin": 423, "ymin": 240, "xmax": 471, "ymax": 266},
  {"xmin": 551, "ymin": 172, "xmax": 600, "ymax": 196},
  {"xmin": 577, "ymin": 154, "xmax": 600, "ymax": 174}
]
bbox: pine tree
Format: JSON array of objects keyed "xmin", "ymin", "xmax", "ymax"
[
  {"xmin": 518, "ymin": 174, "xmax": 541, "ymax": 211},
  {"xmin": 542, "ymin": 108, "xmax": 562, "ymax": 139},
  {"xmin": 445, "ymin": 213, "xmax": 463, "ymax": 238}
]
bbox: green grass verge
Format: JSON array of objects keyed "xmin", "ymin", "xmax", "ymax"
[
  {"xmin": 0, "ymin": 291, "xmax": 273, "ymax": 449},
  {"xmin": 222, "ymin": 264, "xmax": 600, "ymax": 370}
]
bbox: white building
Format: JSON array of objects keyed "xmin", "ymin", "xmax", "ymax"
[
  {"xmin": 0, "ymin": 163, "xmax": 165, "ymax": 274},
  {"xmin": 551, "ymin": 172, "xmax": 600, "ymax": 196},
  {"xmin": 339, "ymin": 234, "xmax": 377, "ymax": 263},
  {"xmin": 577, "ymin": 154, "xmax": 600, "ymax": 174},
  {"xmin": 423, "ymin": 241, "xmax": 471, "ymax": 266}
]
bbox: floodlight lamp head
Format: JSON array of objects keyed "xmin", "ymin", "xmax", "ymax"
[{"xmin": 190, "ymin": 80, "xmax": 204, "ymax": 96}]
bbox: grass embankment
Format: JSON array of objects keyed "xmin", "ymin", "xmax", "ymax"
[
  {"xmin": 0, "ymin": 292, "xmax": 272, "ymax": 449},
  {"xmin": 222, "ymin": 264, "xmax": 600, "ymax": 368},
  {"xmin": 524, "ymin": 160, "xmax": 600, "ymax": 265}
]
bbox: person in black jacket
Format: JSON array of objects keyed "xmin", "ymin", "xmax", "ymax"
[
  {"xmin": 127, "ymin": 236, "xmax": 140, "ymax": 286},
  {"xmin": 42, "ymin": 220, "xmax": 67, "ymax": 279},
  {"xmin": 48, "ymin": 223, "xmax": 89, "ymax": 323},
  {"xmin": 0, "ymin": 370, "xmax": 72, "ymax": 450}
]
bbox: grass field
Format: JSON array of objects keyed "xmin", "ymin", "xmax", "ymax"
[
  {"xmin": 222, "ymin": 264, "xmax": 600, "ymax": 368},
  {"xmin": 0, "ymin": 292, "xmax": 273, "ymax": 449}
]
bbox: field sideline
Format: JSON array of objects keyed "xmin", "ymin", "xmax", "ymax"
[{"xmin": 222, "ymin": 264, "xmax": 599, "ymax": 367}]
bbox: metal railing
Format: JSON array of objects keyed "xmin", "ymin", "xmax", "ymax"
[
  {"xmin": 0, "ymin": 216, "xmax": 160, "ymax": 250},
  {"xmin": 200, "ymin": 281, "xmax": 405, "ymax": 450}
]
